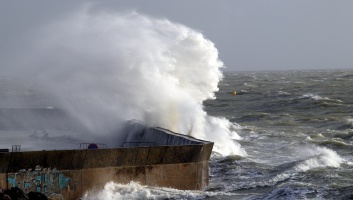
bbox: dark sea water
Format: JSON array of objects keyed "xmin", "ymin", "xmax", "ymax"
[
  {"xmin": 204, "ymin": 69, "xmax": 353, "ymax": 199},
  {"xmin": 83, "ymin": 69, "xmax": 353, "ymax": 200},
  {"xmin": 1, "ymin": 69, "xmax": 353, "ymax": 199}
]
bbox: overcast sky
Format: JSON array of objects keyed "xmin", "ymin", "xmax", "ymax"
[{"xmin": 1, "ymin": 0, "xmax": 353, "ymax": 71}]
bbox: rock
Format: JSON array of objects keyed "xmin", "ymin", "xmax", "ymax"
[
  {"xmin": 28, "ymin": 191, "xmax": 48, "ymax": 200},
  {"xmin": 47, "ymin": 193, "xmax": 64, "ymax": 200}
]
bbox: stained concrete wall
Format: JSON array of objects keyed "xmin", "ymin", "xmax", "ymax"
[
  {"xmin": 0, "ymin": 122, "xmax": 213, "ymax": 199},
  {"xmin": 0, "ymin": 142, "xmax": 213, "ymax": 200}
]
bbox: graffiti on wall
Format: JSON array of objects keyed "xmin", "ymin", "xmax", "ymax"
[{"xmin": 7, "ymin": 166, "xmax": 71, "ymax": 194}]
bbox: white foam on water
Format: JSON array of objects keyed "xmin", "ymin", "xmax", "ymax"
[
  {"xmin": 344, "ymin": 117, "xmax": 353, "ymax": 128},
  {"xmin": 294, "ymin": 146, "xmax": 343, "ymax": 172},
  {"xmin": 302, "ymin": 93, "xmax": 343, "ymax": 103},
  {"xmin": 258, "ymin": 145, "xmax": 344, "ymax": 187},
  {"xmin": 82, "ymin": 181, "xmax": 232, "ymax": 200},
  {"xmin": 206, "ymin": 116, "xmax": 246, "ymax": 156}
]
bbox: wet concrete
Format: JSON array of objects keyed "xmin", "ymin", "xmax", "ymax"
[{"xmin": 0, "ymin": 124, "xmax": 213, "ymax": 200}]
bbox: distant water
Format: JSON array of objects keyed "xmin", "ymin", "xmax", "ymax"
[
  {"xmin": 83, "ymin": 69, "xmax": 353, "ymax": 199},
  {"xmin": 2, "ymin": 69, "xmax": 353, "ymax": 199},
  {"xmin": 204, "ymin": 69, "xmax": 353, "ymax": 199}
]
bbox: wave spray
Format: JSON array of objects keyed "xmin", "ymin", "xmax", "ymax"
[{"xmin": 16, "ymin": 9, "xmax": 245, "ymax": 156}]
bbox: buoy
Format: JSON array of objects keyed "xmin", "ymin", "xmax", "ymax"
[{"xmin": 232, "ymin": 91, "xmax": 237, "ymax": 95}]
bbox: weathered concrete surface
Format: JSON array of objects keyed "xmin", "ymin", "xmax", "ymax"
[
  {"xmin": 0, "ymin": 144, "xmax": 212, "ymax": 199},
  {"xmin": 0, "ymin": 124, "xmax": 213, "ymax": 200}
]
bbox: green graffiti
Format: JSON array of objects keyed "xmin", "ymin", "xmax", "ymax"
[
  {"xmin": 6, "ymin": 168, "xmax": 71, "ymax": 194},
  {"xmin": 58, "ymin": 173, "xmax": 70, "ymax": 189},
  {"xmin": 7, "ymin": 176, "xmax": 16, "ymax": 188}
]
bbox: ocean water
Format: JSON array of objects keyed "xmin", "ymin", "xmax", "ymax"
[
  {"xmin": 82, "ymin": 69, "xmax": 353, "ymax": 200},
  {"xmin": 3, "ymin": 70, "xmax": 353, "ymax": 199},
  {"xmin": 204, "ymin": 69, "xmax": 353, "ymax": 199},
  {"xmin": 1, "ymin": 9, "xmax": 353, "ymax": 200}
]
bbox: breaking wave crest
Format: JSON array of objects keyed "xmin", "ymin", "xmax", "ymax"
[
  {"xmin": 294, "ymin": 146, "xmax": 343, "ymax": 171},
  {"xmin": 11, "ymin": 8, "xmax": 245, "ymax": 156},
  {"xmin": 82, "ymin": 181, "xmax": 231, "ymax": 200},
  {"xmin": 302, "ymin": 93, "xmax": 343, "ymax": 103}
]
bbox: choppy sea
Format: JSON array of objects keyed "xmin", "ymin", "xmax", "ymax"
[
  {"xmin": 204, "ymin": 69, "xmax": 353, "ymax": 199},
  {"xmin": 1, "ymin": 69, "xmax": 353, "ymax": 199},
  {"xmin": 86, "ymin": 69, "xmax": 353, "ymax": 199}
]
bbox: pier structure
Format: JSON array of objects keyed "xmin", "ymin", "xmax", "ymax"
[{"xmin": 0, "ymin": 122, "xmax": 213, "ymax": 199}]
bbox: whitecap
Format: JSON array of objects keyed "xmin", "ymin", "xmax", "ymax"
[
  {"xmin": 294, "ymin": 146, "xmax": 343, "ymax": 171},
  {"xmin": 82, "ymin": 181, "xmax": 233, "ymax": 200}
]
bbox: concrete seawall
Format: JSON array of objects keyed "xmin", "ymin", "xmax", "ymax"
[{"xmin": 0, "ymin": 122, "xmax": 213, "ymax": 199}]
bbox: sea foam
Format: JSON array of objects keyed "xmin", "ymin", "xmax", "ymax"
[
  {"xmin": 82, "ymin": 181, "xmax": 232, "ymax": 200},
  {"xmin": 11, "ymin": 8, "xmax": 245, "ymax": 156},
  {"xmin": 294, "ymin": 146, "xmax": 343, "ymax": 171}
]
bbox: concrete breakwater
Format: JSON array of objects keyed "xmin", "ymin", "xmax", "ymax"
[{"xmin": 0, "ymin": 122, "xmax": 213, "ymax": 199}]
